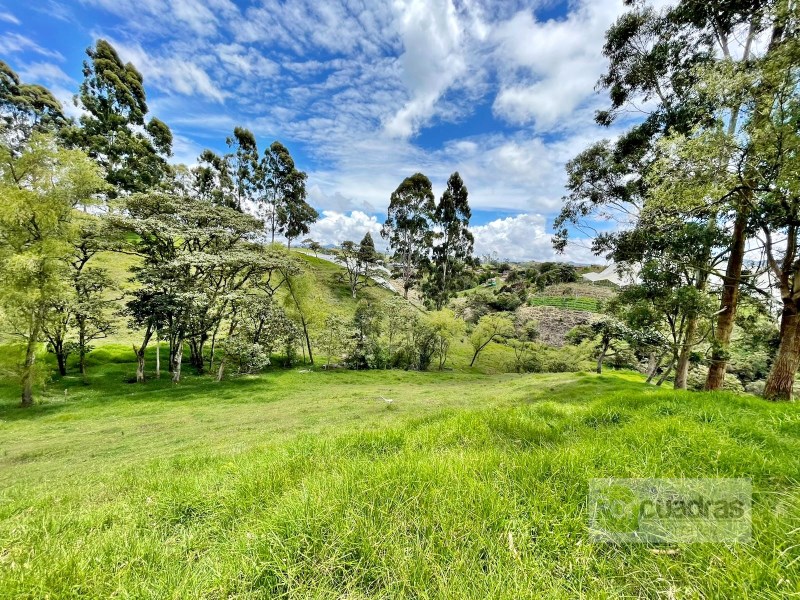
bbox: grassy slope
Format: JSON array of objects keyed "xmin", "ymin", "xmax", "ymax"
[{"xmin": 1, "ymin": 360, "xmax": 799, "ymax": 598}]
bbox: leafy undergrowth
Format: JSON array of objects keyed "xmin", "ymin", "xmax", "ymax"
[{"xmin": 1, "ymin": 367, "xmax": 799, "ymax": 598}]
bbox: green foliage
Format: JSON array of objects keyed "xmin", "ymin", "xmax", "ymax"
[
  {"xmin": 0, "ymin": 59, "xmax": 66, "ymax": 150},
  {"xmin": 69, "ymin": 39, "xmax": 172, "ymax": 193},
  {"xmin": 0, "ymin": 134, "xmax": 105, "ymax": 403},
  {"xmin": 424, "ymin": 172, "xmax": 474, "ymax": 309},
  {"xmin": 469, "ymin": 312, "xmax": 514, "ymax": 367},
  {"xmin": 381, "ymin": 173, "xmax": 435, "ymax": 298}
]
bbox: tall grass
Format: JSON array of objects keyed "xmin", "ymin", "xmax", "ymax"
[{"xmin": 1, "ymin": 363, "xmax": 799, "ymax": 597}]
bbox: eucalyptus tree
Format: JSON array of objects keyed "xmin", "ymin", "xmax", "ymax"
[
  {"xmin": 194, "ymin": 149, "xmax": 235, "ymax": 208},
  {"xmin": 0, "ymin": 60, "xmax": 66, "ymax": 150},
  {"xmin": 68, "ymin": 39, "xmax": 173, "ymax": 193},
  {"xmin": 262, "ymin": 141, "xmax": 310, "ymax": 243},
  {"xmin": 226, "ymin": 127, "xmax": 259, "ymax": 212},
  {"xmin": 425, "ymin": 172, "xmax": 474, "ymax": 309},
  {"xmin": 382, "ymin": 173, "xmax": 435, "ymax": 298},
  {"xmin": 279, "ymin": 181, "xmax": 317, "ymax": 248}
]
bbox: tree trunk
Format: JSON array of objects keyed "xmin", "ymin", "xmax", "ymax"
[
  {"xmin": 596, "ymin": 344, "xmax": 608, "ymax": 374},
  {"xmin": 79, "ymin": 322, "xmax": 87, "ymax": 381},
  {"xmin": 172, "ymin": 341, "xmax": 183, "ymax": 383},
  {"xmin": 763, "ymin": 307, "xmax": 800, "ymax": 401},
  {"xmin": 21, "ymin": 334, "xmax": 39, "ymax": 407},
  {"xmin": 656, "ymin": 356, "xmax": 676, "ymax": 387},
  {"xmin": 674, "ymin": 316, "xmax": 698, "ymax": 390},
  {"xmin": 216, "ymin": 357, "xmax": 226, "ymax": 382},
  {"xmin": 133, "ymin": 326, "xmax": 154, "ymax": 383},
  {"xmin": 300, "ymin": 316, "xmax": 313, "ymax": 365},
  {"xmin": 55, "ymin": 348, "xmax": 67, "ymax": 377},
  {"xmin": 646, "ymin": 350, "xmax": 668, "ymax": 384},
  {"xmin": 155, "ymin": 335, "xmax": 161, "ymax": 379},
  {"xmin": 705, "ymin": 210, "xmax": 747, "ymax": 390}
]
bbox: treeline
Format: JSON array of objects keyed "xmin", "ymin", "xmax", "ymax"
[
  {"xmin": 555, "ymin": 0, "xmax": 800, "ymax": 399},
  {"xmin": 0, "ymin": 40, "xmax": 321, "ymax": 406}
]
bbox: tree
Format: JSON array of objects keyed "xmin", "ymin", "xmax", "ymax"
[
  {"xmin": 280, "ymin": 264, "xmax": 317, "ymax": 365},
  {"xmin": 68, "ymin": 39, "xmax": 172, "ymax": 193},
  {"xmin": 262, "ymin": 141, "xmax": 308, "ymax": 243},
  {"xmin": 0, "ymin": 135, "xmax": 104, "ymax": 405},
  {"xmin": 280, "ymin": 188, "xmax": 318, "ymax": 248},
  {"xmin": 382, "ymin": 296, "xmax": 415, "ymax": 366},
  {"xmin": 469, "ymin": 313, "xmax": 514, "ymax": 368},
  {"xmin": 554, "ymin": 0, "xmax": 784, "ymax": 390},
  {"xmin": 346, "ymin": 301, "xmax": 384, "ymax": 370},
  {"xmin": 73, "ymin": 267, "xmax": 116, "ymax": 378},
  {"xmin": 41, "ymin": 288, "xmax": 75, "ymax": 376},
  {"xmin": 382, "ymin": 173, "xmax": 435, "ymax": 298},
  {"xmin": 114, "ymin": 191, "xmax": 269, "ymax": 382},
  {"xmin": 226, "ymin": 127, "xmax": 258, "ymax": 212},
  {"xmin": 193, "ymin": 149, "xmax": 235, "ymax": 208},
  {"xmin": 428, "ymin": 309, "xmax": 464, "ymax": 370},
  {"xmin": 425, "ymin": 172, "xmax": 474, "ymax": 309},
  {"xmin": 302, "ymin": 238, "xmax": 322, "ymax": 257},
  {"xmin": 0, "ymin": 60, "xmax": 66, "ymax": 150},
  {"xmin": 321, "ymin": 314, "xmax": 350, "ymax": 368},
  {"xmin": 339, "ymin": 233, "xmax": 377, "ymax": 298}
]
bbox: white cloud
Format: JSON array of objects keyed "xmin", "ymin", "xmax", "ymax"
[
  {"xmin": 0, "ymin": 11, "xmax": 20, "ymax": 24},
  {"xmin": 491, "ymin": 2, "xmax": 623, "ymax": 129},
  {"xmin": 307, "ymin": 210, "xmax": 384, "ymax": 248},
  {"xmin": 0, "ymin": 33, "xmax": 64, "ymax": 61},
  {"xmin": 471, "ymin": 213, "xmax": 597, "ymax": 263},
  {"xmin": 19, "ymin": 62, "xmax": 74, "ymax": 85},
  {"xmin": 50, "ymin": 0, "xmax": 642, "ymax": 261},
  {"xmin": 384, "ymin": 0, "xmax": 468, "ymax": 138},
  {"xmin": 107, "ymin": 39, "xmax": 228, "ymax": 103}
]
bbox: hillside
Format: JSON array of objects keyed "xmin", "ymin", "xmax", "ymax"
[{"xmin": 1, "ymin": 367, "xmax": 798, "ymax": 597}]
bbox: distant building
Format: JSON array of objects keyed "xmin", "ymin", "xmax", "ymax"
[{"xmin": 582, "ymin": 263, "xmax": 640, "ymax": 287}]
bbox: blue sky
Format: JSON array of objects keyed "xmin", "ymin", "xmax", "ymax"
[{"xmin": 0, "ymin": 0, "xmax": 641, "ymax": 262}]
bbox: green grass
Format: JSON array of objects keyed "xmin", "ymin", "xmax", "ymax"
[
  {"xmin": 1, "ymin": 351, "xmax": 799, "ymax": 598},
  {"xmin": 528, "ymin": 296, "xmax": 602, "ymax": 312}
]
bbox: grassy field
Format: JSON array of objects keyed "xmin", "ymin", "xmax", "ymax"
[{"xmin": 1, "ymin": 353, "xmax": 799, "ymax": 598}]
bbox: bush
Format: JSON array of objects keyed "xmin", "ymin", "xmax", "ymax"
[
  {"xmin": 221, "ymin": 337, "xmax": 271, "ymax": 375},
  {"xmin": 687, "ymin": 366, "xmax": 745, "ymax": 393},
  {"xmin": 745, "ymin": 380, "xmax": 766, "ymax": 396}
]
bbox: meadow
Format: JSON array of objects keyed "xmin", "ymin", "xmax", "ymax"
[{"xmin": 1, "ymin": 351, "xmax": 799, "ymax": 598}]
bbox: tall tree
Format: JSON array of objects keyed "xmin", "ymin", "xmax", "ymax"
[
  {"xmin": 0, "ymin": 60, "xmax": 66, "ymax": 151},
  {"xmin": 425, "ymin": 172, "xmax": 474, "ymax": 309},
  {"xmin": 226, "ymin": 127, "xmax": 259, "ymax": 212},
  {"xmin": 278, "ymin": 176, "xmax": 317, "ymax": 248},
  {"xmin": 262, "ymin": 141, "xmax": 305, "ymax": 243},
  {"xmin": 68, "ymin": 39, "xmax": 173, "ymax": 193},
  {"xmin": 381, "ymin": 173, "xmax": 435, "ymax": 299},
  {"xmin": 193, "ymin": 149, "xmax": 235, "ymax": 208}
]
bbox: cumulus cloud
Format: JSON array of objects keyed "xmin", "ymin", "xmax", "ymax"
[
  {"xmin": 307, "ymin": 211, "xmax": 385, "ymax": 248},
  {"xmin": 491, "ymin": 1, "xmax": 623, "ymax": 129},
  {"xmin": 384, "ymin": 0, "xmax": 468, "ymax": 138},
  {"xmin": 471, "ymin": 213, "xmax": 598, "ymax": 263}
]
